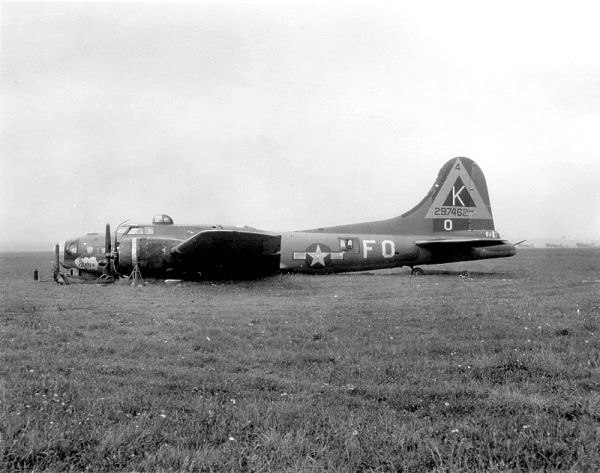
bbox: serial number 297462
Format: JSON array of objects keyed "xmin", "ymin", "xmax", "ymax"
[{"xmin": 433, "ymin": 207, "xmax": 474, "ymax": 217}]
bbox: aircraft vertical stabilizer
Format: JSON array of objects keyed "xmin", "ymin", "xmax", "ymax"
[
  {"xmin": 303, "ymin": 157, "xmax": 497, "ymax": 236},
  {"xmin": 402, "ymin": 157, "xmax": 495, "ymax": 235}
]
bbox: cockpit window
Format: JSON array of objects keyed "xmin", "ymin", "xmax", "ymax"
[
  {"xmin": 125, "ymin": 226, "xmax": 144, "ymax": 235},
  {"xmin": 124, "ymin": 226, "xmax": 155, "ymax": 235}
]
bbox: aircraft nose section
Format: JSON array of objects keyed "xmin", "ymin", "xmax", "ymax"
[{"xmin": 60, "ymin": 238, "xmax": 82, "ymax": 270}]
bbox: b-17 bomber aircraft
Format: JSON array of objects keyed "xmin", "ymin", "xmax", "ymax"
[{"xmin": 56, "ymin": 157, "xmax": 516, "ymax": 281}]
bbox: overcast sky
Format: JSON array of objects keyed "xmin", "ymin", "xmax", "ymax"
[{"xmin": 2, "ymin": 0, "xmax": 599, "ymax": 250}]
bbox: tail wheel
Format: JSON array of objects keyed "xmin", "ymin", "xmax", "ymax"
[{"xmin": 411, "ymin": 267, "xmax": 424, "ymax": 276}]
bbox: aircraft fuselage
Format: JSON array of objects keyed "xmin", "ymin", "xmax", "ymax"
[
  {"xmin": 60, "ymin": 224, "xmax": 515, "ymax": 279},
  {"xmin": 57, "ymin": 158, "xmax": 517, "ymax": 280}
]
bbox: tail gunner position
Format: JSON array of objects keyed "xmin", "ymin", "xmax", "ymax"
[{"xmin": 56, "ymin": 157, "xmax": 516, "ymax": 280}]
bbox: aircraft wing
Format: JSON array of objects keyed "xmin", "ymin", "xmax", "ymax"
[
  {"xmin": 171, "ymin": 229, "xmax": 281, "ymax": 277},
  {"xmin": 415, "ymin": 238, "xmax": 509, "ymax": 248}
]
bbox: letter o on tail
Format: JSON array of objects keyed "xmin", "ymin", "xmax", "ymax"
[{"xmin": 382, "ymin": 240, "xmax": 395, "ymax": 258}]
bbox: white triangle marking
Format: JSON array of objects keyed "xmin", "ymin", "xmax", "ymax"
[{"xmin": 424, "ymin": 158, "xmax": 493, "ymax": 220}]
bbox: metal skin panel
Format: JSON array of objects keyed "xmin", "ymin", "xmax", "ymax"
[
  {"xmin": 280, "ymin": 232, "xmax": 420, "ymax": 273},
  {"xmin": 117, "ymin": 237, "xmax": 183, "ymax": 276},
  {"xmin": 117, "ymin": 239, "xmax": 133, "ymax": 275}
]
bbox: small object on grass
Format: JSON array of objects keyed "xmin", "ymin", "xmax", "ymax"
[{"xmin": 128, "ymin": 264, "xmax": 144, "ymax": 287}]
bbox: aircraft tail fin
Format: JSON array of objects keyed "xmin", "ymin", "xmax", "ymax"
[
  {"xmin": 303, "ymin": 157, "xmax": 498, "ymax": 237},
  {"xmin": 399, "ymin": 157, "xmax": 496, "ymax": 234}
]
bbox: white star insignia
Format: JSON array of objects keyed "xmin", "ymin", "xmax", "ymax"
[{"xmin": 307, "ymin": 244, "xmax": 329, "ymax": 267}]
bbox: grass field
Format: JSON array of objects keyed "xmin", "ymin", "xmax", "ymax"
[{"xmin": 1, "ymin": 250, "xmax": 600, "ymax": 472}]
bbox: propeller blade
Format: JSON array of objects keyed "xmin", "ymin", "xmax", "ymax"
[
  {"xmin": 105, "ymin": 223, "xmax": 111, "ymax": 256},
  {"xmin": 112, "ymin": 240, "xmax": 120, "ymax": 278},
  {"xmin": 113, "ymin": 227, "xmax": 119, "ymax": 265},
  {"xmin": 514, "ymin": 240, "xmax": 527, "ymax": 246},
  {"xmin": 54, "ymin": 243, "xmax": 60, "ymax": 275}
]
